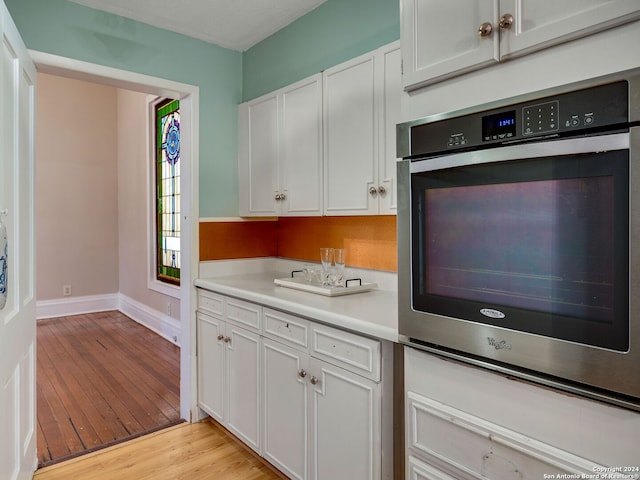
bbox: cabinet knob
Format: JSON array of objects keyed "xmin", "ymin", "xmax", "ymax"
[
  {"xmin": 499, "ymin": 13, "xmax": 514, "ymax": 30},
  {"xmin": 478, "ymin": 22, "xmax": 493, "ymax": 37},
  {"xmin": 310, "ymin": 376, "xmax": 320, "ymax": 385},
  {"xmin": 224, "ymin": 336, "xmax": 231, "ymax": 343},
  {"xmin": 298, "ymin": 369, "xmax": 307, "ymax": 378},
  {"xmin": 279, "ymin": 193, "xmax": 286, "ymax": 200},
  {"xmin": 377, "ymin": 186, "xmax": 386, "ymax": 195},
  {"xmin": 217, "ymin": 334, "xmax": 224, "ymax": 341},
  {"xmin": 275, "ymin": 193, "xmax": 281, "ymax": 200},
  {"xmin": 369, "ymin": 186, "xmax": 378, "ymax": 196}
]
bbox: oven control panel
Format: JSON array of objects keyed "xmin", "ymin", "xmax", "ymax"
[{"xmin": 409, "ymin": 80, "xmax": 629, "ymax": 157}]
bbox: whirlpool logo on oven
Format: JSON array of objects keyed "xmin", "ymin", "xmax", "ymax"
[{"xmin": 487, "ymin": 337, "xmax": 512, "ymax": 350}]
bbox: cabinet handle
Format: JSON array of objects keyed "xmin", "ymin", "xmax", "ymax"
[
  {"xmin": 378, "ymin": 186, "xmax": 386, "ymax": 195},
  {"xmin": 310, "ymin": 376, "xmax": 320, "ymax": 385},
  {"xmin": 224, "ymin": 336, "xmax": 231, "ymax": 343},
  {"xmin": 279, "ymin": 193, "xmax": 286, "ymax": 200},
  {"xmin": 298, "ymin": 369, "xmax": 307, "ymax": 378},
  {"xmin": 217, "ymin": 334, "xmax": 224, "ymax": 341},
  {"xmin": 275, "ymin": 193, "xmax": 281, "ymax": 200},
  {"xmin": 499, "ymin": 13, "xmax": 514, "ymax": 30},
  {"xmin": 478, "ymin": 22, "xmax": 493, "ymax": 37},
  {"xmin": 369, "ymin": 186, "xmax": 378, "ymax": 196}
]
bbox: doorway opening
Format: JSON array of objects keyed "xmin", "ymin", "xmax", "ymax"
[{"xmin": 30, "ymin": 50, "xmax": 198, "ymax": 465}]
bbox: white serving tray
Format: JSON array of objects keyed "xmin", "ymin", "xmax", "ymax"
[{"xmin": 274, "ymin": 277, "xmax": 377, "ymax": 297}]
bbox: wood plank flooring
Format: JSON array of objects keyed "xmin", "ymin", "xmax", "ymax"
[
  {"xmin": 37, "ymin": 311, "xmax": 181, "ymax": 467},
  {"xmin": 33, "ymin": 420, "xmax": 285, "ymax": 480}
]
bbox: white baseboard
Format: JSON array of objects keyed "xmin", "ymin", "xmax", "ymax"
[
  {"xmin": 36, "ymin": 293, "xmax": 119, "ymax": 319},
  {"xmin": 36, "ymin": 293, "xmax": 181, "ymax": 347},
  {"xmin": 118, "ymin": 294, "xmax": 180, "ymax": 346}
]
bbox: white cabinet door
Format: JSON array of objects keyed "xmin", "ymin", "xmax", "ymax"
[
  {"xmin": 324, "ymin": 42, "xmax": 401, "ymax": 216},
  {"xmin": 239, "ymin": 94, "xmax": 279, "ymax": 216},
  {"xmin": 196, "ymin": 313, "xmax": 225, "ymax": 422},
  {"xmin": 239, "ymin": 74, "xmax": 323, "ymax": 217},
  {"xmin": 324, "ymin": 52, "xmax": 378, "ymax": 215},
  {"xmin": 263, "ymin": 338, "xmax": 310, "ymax": 480},
  {"xmin": 500, "ymin": 0, "xmax": 640, "ymax": 60},
  {"xmin": 401, "ymin": 0, "xmax": 640, "ymax": 90},
  {"xmin": 280, "ymin": 75, "xmax": 323, "ymax": 216},
  {"xmin": 377, "ymin": 43, "xmax": 401, "ymax": 215},
  {"xmin": 401, "ymin": 0, "xmax": 499, "ymax": 90},
  {"xmin": 309, "ymin": 358, "xmax": 381, "ymax": 480},
  {"xmin": 225, "ymin": 322, "xmax": 262, "ymax": 453}
]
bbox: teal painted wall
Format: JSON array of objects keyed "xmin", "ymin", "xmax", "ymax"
[
  {"xmin": 242, "ymin": 0, "xmax": 400, "ymax": 101},
  {"xmin": 6, "ymin": 0, "xmax": 400, "ymax": 216},
  {"xmin": 5, "ymin": 0, "xmax": 242, "ymax": 218}
]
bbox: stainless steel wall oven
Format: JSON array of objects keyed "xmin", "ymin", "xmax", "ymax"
[{"xmin": 397, "ymin": 69, "xmax": 640, "ymax": 410}]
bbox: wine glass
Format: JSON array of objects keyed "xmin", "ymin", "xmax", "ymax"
[
  {"xmin": 331, "ymin": 248, "xmax": 345, "ymax": 286},
  {"xmin": 320, "ymin": 248, "xmax": 334, "ymax": 285}
]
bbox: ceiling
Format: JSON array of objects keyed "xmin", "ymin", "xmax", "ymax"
[{"xmin": 67, "ymin": 0, "xmax": 328, "ymax": 51}]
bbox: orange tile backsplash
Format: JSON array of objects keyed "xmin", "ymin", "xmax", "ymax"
[{"xmin": 200, "ymin": 216, "xmax": 397, "ymax": 272}]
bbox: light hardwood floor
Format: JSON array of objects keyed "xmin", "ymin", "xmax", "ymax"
[{"xmin": 34, "ymin": 420, "xmax": 285, "ymax": 480}]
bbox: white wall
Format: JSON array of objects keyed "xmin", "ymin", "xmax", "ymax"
[
  {"xmin": 36, "ymin": 73, "xmax": 180, "ymax": 333},
  {"xmin": 116, "ymin": 89, "xmax": 180, "ymax": 322},
  {"xmin": 36, "ymin": 72, "xmax": 119, "ymax": 300}
]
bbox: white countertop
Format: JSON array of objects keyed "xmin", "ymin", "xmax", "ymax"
[{"xmin": 195, "ymin": 271, "xmax": 398, "ymax": 342}]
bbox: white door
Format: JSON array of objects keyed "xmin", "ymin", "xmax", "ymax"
[
  {"xmin": 400, "ymin": 0, "xmax": 498, "ymax": 90},
  {"xmin": 239, "ymin": 94, "xmax": 279, "ymax": 216},
  {"xmin": 262, "ymin": 338, "xmax": 309, "ymax": 480},
  {"xmin": 196, "ymin": 313, "xmax": 225, "ymax": 422},
  {"xmin": 225, "ymin": 323, "xmax": 261, "ymax": 453},
  {"xmin": 280, "ymin": 74, "xmax": 323, "ymax": 216},
  {"xmin": 377, "ymin": 43, "xmax": 401, "ymax": 215},
  {"xmin": 0, "ymin": 2, "xmax": 37, "ymax": 479},
  {"xmin": 323, "ymin": 52, "xmax": 377, "ymax": 215},
  {"xmin": 499, "ymin": 0, "xmax": 640, "ymax": 60},
  {"xmin": 309, "ymin": 359, "xmax": 381, "ymax": 480}
]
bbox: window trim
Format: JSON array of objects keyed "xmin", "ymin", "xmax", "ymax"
[{"xmin": 147, "ymin": 95, "xmax": 180, "ymax": 298}]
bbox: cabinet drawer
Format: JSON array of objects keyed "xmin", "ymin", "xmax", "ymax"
[
  {"xmin": 311, "ymin": 324, "xmax": 380, "ymax": 381},
  {"xmin": 263, "ymin": 308, "xmax": 310, "ymax": 352},
  {"xmin": 406, "ymin": 392, "xmax": 600, "ymax": 479},
  {"xmin": 197, "ymin": 289, "xmax": 224, "ymax": 316},
  {"xmin": 226, "ymin": 297, "xmax": 261, "ymax": 332}
]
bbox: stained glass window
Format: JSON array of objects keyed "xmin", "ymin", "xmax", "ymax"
[{"xmin": 156, "ymin": 99, "xmax": 180, "ymax": 285}]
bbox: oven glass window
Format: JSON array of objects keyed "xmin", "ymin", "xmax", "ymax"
[{"xmin": 411, "ymin": 150, "xmax": 629, "ymax": 351}]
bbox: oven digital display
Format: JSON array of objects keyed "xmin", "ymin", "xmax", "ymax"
[{"xmin": 482, "ymin": 110, "xmax": 516, "ymax": 141}]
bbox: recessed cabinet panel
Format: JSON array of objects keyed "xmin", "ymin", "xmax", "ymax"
[
  {"xmin": 225, "ymin": 324, "xmax": 261, "ymax": 453},
  {"xmin": 401, "ymin": 0, "xmax": 498, "ymax": 90},
  {"xmin": 310, "ymin": 358, "xmax": 380, "ymax": 480},
  {"xmin": 263, "ymin": 307, "xmax": 310, "ymax": 351},
  {"xmin": 500, "ymin": 0, "xmax": 640, "ymax": 60},
  {"xmin": 196, "ymin": 313, "xmax": 225, "ymax": 422},
  {"xmin": 281, "ymin": 77, "xmax": 323, "ymax": 215},
  {"xmin": 246, "ymin": 95, "xmax": 279, "ymax": 215},
  {"xmin": 263, "ymin": 339, "xmax": 309, "ymax": 480},
  {"xmin": 324, "ymin": 54, "xmax": 377, "ymax": 215},
  {"xmin": 239, "ymin": 74, "xmax": 322, "ymax": 217},
  {"xmin": 402, "ymin": 0, "xmax": 640, "ymax": 90},
  {"xmin": 323, "ymin": 42, "xmax": 401, "ymax": 216},
  {"xmin": 226, "ymin": 297, "xmax": 261, "ymax": 332},
  {"xmin": 378, "ymin": 44, "xmax": 402, "ymax": 214}
]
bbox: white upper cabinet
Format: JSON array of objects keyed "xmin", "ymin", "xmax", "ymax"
[
  {"xmin": 238, "ymin": 74, "xmax": 323, "ymax": 217},
  {"xmin": 323, "ymin": 41, "xmax": 401, "ymax": 216},
  {"xmin": 401, "ymin": 0, "xmax": 640, "ymax": 91}
]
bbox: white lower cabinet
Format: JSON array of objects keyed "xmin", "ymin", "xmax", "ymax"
[
  {"xmin": 404, "ymin": 346, "xmax": 640, "ymax": 479},
  {"xmin": 197, "ymin": 289, "xmax": 387, "ymax": 480},
  {"xmin": 309, "ymin": 357, "xmax": 380, "ymax": 480},
  {"xmin": 262, "ymin": 338, "xmax": 381, "ymax": 480},
  {"xmin": 196, "ymin": 293, "xmax": 262, "ymax": 454}
]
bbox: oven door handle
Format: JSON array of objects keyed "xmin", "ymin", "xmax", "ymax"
[{"xmin": 409, "ymin": 132, "xmax": 630, "ymax": 174}]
